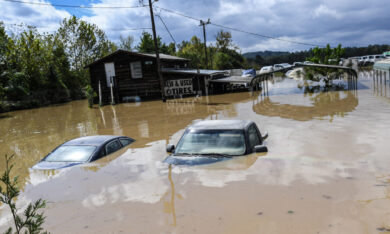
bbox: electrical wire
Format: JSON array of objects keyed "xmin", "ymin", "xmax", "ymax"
[
  {"xmin": 110, "ymin": 27, "xmax": 152, "ymax": 31},
  {"xmin": 155, "ymin": 6, "xmax": 200, "ymax": 22},
  {"xmin": 156, "ymin": 14, "xmax": 176, "ymax": 44},
  {"xmin": 1, "ymin": 0, "xmax": 147, "ymax": 9},
  {"xmin": 155, "ymin": 6, "xmax": 324, "ymax": 48},
  {"xmin": 209, "ymin": 22, "xmax": 323, "ymax": 48}
]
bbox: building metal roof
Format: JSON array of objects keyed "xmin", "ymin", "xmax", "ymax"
[
  {"xmin": 188, "ymin": 120, "xmax": 253, "ymax": 130},
  {"xmin": 162, "ymin": 68, "xmax": 228, "ymax": 76},
  {"xmin": 139, "ymin": 53, "xmax": 189, "ymax": 61},
  {"xmin": 85, "ymin": 49, "xmax": 189, "ymax": 68},
  {"xmin": 209, "ymin": 76, "xmax": 253, "ymax": 84}
]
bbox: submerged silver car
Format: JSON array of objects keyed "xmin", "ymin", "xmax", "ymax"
[{"xmin": 33, "ymin": 135, "xmax": 135, "ymax": 169}]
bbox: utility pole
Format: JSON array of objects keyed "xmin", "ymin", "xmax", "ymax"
[
  {"xmin": 199, "ymin": 19, "xmax": 210, "ymax": 69},
  {"xmin": 147, "ymin": 0, "xmax": 166, "ymax": 101}
]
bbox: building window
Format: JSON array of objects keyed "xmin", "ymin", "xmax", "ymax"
[{"xmin": 130, "ymin": 61, "xmax": 142, "ymax": 79}]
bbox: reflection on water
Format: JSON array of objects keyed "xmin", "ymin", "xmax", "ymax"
[
  {"xmin": 373, "ymin": 71, "xmax": 390, "ymax": 100},
  {"xmin": 3, "ymin": 73, "xmax": 390, "ymax": 233},
  {"xmin": 253, "ymin": 78, "xmax": 359, "ymax": 121},
  {"xmin": 164, "ymin": 165, "xmax": 177, "ymax": 227}
]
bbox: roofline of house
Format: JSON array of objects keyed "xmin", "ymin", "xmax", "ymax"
[{"xmin": 84, "ymin": 49, "xmax": 190, "ymax": 68}]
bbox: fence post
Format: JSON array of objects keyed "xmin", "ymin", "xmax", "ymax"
[{"xmin": 110, "ymin": 76, "xmax": 115, "ymax": 105}]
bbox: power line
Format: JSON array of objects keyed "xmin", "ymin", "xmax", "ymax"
[
  {"xmin": 1, "ymin": 0, "xmax": 147, "ymax": 9},
  {"xmin": 155, "ymin": 14, "xmax": 176, "ymax": 44},
  {"xmin": 110, "ymin": 27, "xmax": 152, "ymax": 31},
  {"xmin": 2, "ymin": 22, "xmax": 151, "ymax": 32},
  {"xmin": 155, "ymin": 6, "xmax": 324, "ymax": 48},
  {"xmin": 209, "ymin": 22, "xmax": 323, "ymax": 48},
  {"xmin": 155, "ymin": 6, "xmax": 200, "ymax": 22}
]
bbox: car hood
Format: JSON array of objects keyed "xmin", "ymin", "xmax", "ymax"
[
  {"xmin": 32, "ymin": 161, "xmax": 84, "ymax": 170},
  {"xmin": 164, "ymin": 155, "xmax": 231, "ymax": 166}
]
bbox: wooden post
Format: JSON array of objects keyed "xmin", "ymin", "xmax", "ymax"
[
  {"xmin": 376, "ymin": 70, "xmax": 379, "ymax": 87},
  {"xmin": 148, "ymin": 0, "xmax": 166, "ymax": 102},
  {"xmin": 110, "ymin": 76, "xmax": 115, "ymax": 105},
  {"xmin": 199, "ymin": 19, "xmax": 210, "ymax": 68},
  {"xmin": 98, "ymin": 80, "xmax": 102, "ymax": 106}
]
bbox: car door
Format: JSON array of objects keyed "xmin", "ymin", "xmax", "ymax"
[{"xmin": 248, "ymin": 124, "xmax": 262, "ymax": 152}]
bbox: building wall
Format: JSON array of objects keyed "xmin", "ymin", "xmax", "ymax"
[{"xmin": 89, "ymin": 52, "xmax": 187, "ymax": 103}]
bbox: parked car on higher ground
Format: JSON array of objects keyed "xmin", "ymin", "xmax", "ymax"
[
  {"xmin": 368, "ymin": 54, "xmax": 385, "ymax": 64},
  {"xmin": 33, "ymin": 135, "xmax": 135, "ymax": 169},
  {"xmin": 164, "ymin": 120, "xmax": 268, "ymax": 165},
  {"xmin": 259, "ymin": 66, "xmax": 274, "ymax": 74},
  {"xmin": 273, "ymin": 64, "xmax": 284, "ymax": 71}
]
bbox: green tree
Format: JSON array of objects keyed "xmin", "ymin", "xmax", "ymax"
[
  {"xmin": 136, "ymin": 31, "xmax": 175, "ymax": 55},
  {"xmin": 212, "ymin": 30, "xmax": 245, "ymax": 70},
  {"xmin": 176, "ymin": 36, "xmax": 205, "ymax": 68},
  {"xmin": 118, "ymin": 35, "xmax": 134, "ymax": 51},
  {"xmin": 308, "ymin": 44, "xmax": 345, "ymax": 64},
  {"xmin": 215, "ymin": 30, "xmax": 237, "ymax": 52},
  {"xmin": 136, "ymin": 31, "xmax": 157, "ymax": 53},
  {"xmin": 160, "ymin": 42, "xmax": 176, "ymax": 55},
  {"xmin": 0, "ymin": 22, "xmax": 9, "ymax": 102},
  {"xmin": 57, "ymin": 16, "xmax": 116, "ymax": 70},
  {"xmin": 57, "ymin": 16, "xmax": 117, "ymax": 88}
]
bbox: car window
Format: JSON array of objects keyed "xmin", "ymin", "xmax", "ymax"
[
  {"xmin": 119, "ymin": 138, "xmax": 134, "ymax": 147},
  {"xmin": 44, "ymin": 145, "xmax": 96, "ymax": 162},
  {"xmin": 248, "ymin": 125, "xmax": 261, "ymax": 149},
  {"xmin": 175, "ymin": 130, "xmax": 246, "ymax": 156},
  {"xmin": 105, "ymin": 140, "xmax": 122, "ymax": 155}
]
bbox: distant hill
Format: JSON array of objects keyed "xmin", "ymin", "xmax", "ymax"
[{"xmin": 242, "ymin": 51, "xmax": 290, "ymax": 59}]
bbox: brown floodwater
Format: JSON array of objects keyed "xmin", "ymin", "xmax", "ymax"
[{"xmin": 1, "ymin": 71, "xmax": 390, "ymax": 233}]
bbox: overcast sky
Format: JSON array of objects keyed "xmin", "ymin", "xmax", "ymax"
[{"xmin": 1, "ymin": 0, "xmax": 390, "ymax": 53}]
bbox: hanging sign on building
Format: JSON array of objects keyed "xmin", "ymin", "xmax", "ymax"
[{"xmin": 164, "ymin": 79, "xmax": 193, "ymax": 96}]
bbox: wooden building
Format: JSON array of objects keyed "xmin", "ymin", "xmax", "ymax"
[{"xmin": 86, "ymin": 50, "xmax": 227, "ymax": 104}]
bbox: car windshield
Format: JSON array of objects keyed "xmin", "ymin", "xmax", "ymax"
[
  {"xmin": 174, "ymin": 129, "xmax": 246, "ymax": 156},
  {"xmin": 44, "ymin": 145, "xmax": 97, "ymax": 162}
]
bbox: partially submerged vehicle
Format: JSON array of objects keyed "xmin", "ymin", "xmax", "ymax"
[
  {"xmin": 33, "ymin": 135, "xmax": 135, "ymax": 169},
  {"xmin": 164, "ymin": 120, "xmax": 268, "ymax": 165}
]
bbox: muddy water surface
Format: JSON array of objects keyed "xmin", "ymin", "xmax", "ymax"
[{"xmin": 1, "ymin": 72, "xmax": 390, "ymax": 233}]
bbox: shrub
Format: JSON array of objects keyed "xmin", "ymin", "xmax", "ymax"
[{"xmin": 0, "ymin": 154, "xmax": 49, "ymax": 234}]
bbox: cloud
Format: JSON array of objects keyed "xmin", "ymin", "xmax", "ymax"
[
  {"xmin": 0, "ymin": 0, "xmax": 71, "ymax": 34},
  {"xmin": 312, "ymin": 5, "xmax": 342, "ymax": 19},
  {"xmin": 1, "ymin": 0, "xmax": 390, "ymax": 52}
]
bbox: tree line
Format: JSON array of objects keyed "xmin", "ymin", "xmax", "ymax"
[
  {"xmin": 245, "ymin": 44, "xmax": 390, "ymax": 68},
  {"xmin": 0, "ymin": 16, "xmax": 116, "ymax": 112}
]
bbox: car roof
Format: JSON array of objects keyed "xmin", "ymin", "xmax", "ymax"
[
  {"xmin": 63, "ymin": 135, "xmax": 126, "ymax": 146},
  {"xmin": 188, "ymin": 120, "xmax": 253, "ymax": 130}
]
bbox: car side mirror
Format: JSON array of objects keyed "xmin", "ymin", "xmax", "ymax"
[
  {"xmin": 254, "ymin": 145, "xmax": 268, "ymax": 153},
  {"xmin": 166, "ymin": 144, "xmax": 175, "ymax": 153},
  {"xmin": 262, "ymin": 132, "xmax": 268, "ymax": 141}
]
